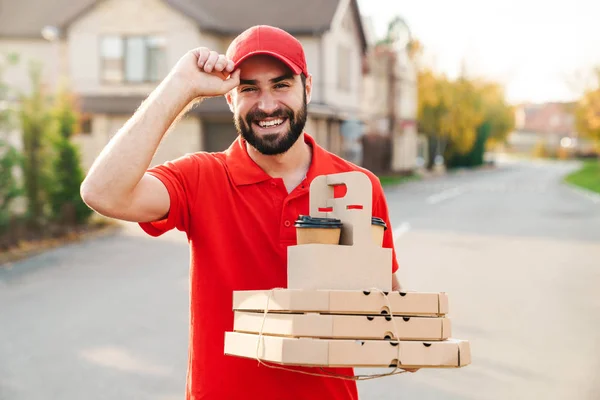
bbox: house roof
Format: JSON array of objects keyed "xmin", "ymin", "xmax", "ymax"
[
  {"xmin": 0, "ymin": 0, "xmax": 96, "ymax": 38},
  {"xmin": 0, "ymin": 0, "xmax": 367, "ymax": 51},
  {"xmin": 516, "ymin": 102, "xmax": 576, "ymax": 136}
]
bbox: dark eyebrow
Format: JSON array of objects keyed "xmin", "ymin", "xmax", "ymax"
[
  {"xmin": 271, "ymin": 73, "xmax": 294, "ymax": 83},
  {"xmin": 239, "ymin": 73, "xmax": 295, "ymax": 86}
]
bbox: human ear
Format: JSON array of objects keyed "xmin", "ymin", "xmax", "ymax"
[
  {"xmin": 305, "ymin": 74, "xmax": 313, "ymax": 104},
  {"xmin": 225, "ymin": 91, "xmax": 235, "ymax": 113}
]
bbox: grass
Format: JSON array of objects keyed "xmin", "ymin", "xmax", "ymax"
[
  {"xmin": 378, "ymin": 173, "xmax": 421, "ymax": 187},
  {"xmin": 564, "ymin": 159, "xmax": 600, "ymax": 194}
]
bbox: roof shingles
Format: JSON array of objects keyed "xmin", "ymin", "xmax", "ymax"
[{"xmin": 0, "ymin": 0, "xmax": 360, "ymax": 40}]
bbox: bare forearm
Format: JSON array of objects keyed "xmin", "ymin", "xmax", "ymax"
[
  {"xmin": 81, "ymin": 75, "xmax": 196, "ymax": 205},
  {"xmin": 81, "ymin": 47, "xmax": 240, "ymax": 220}
]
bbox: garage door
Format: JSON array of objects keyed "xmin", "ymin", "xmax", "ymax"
[{"xmin": 203, "ymin": 121, "xmax": 239, "ymax": 152}]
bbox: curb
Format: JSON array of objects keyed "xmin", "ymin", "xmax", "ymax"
[
  {"xmin": 563, "ymin": 182, "xmax": 600, "ymax": 204},
  {"xmin": 415, "ymin": 164, "xmax": 498, "ymax": 181},
  {"xmin": 0, "ymin": 223, "xmax": 123, "ymax": 267}
]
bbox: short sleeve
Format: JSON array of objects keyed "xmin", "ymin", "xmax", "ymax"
[
  {"xmin": 371, "ymin": 179, "xmax": 400, "ymax": 274},
  {"xmin": 138, "ymin": 154, "xmax": 200, "ymax": 237}
]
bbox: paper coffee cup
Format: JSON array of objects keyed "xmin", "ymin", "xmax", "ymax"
[
  {"xmin": 371, "ymin": 217, "xmax": 387, "ymax": 246},
  {"xmin": 295, "ymin": 215, "xmax": 342, "ymax": 245}
]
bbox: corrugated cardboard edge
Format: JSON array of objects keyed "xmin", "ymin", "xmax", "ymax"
[
  {"xmin": 233, "ymin": 311, "xmax": 451, "ymax": 341},
  {"xmin": 225, "ymin": 332, "xmax": 471, "ymax": 368},
  {"xmin": 233, "ymin": 290, "xmax": 331, "ymax": 312},
  {"xmin": 458, "ymin": 339, "xmax": 471, "ymax": 366},
  {"xmin": 233, "ymin": 289, "xmax": 449, "ymax": 316},
  {"xmin": 441, "ymin": 317, "xmax": 451, "ymax": 339},
  {"xmin": 438, "ymin": 292, "xmax": 449, "ymax": 315},
  {"xmin": 233, "ymin": 311, "xmax": 334, "ymax": 338},
  {"xmin": 224, "ymin": 331, "xmax": 330, "ymax": 366}
]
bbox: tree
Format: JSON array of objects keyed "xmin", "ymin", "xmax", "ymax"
[
  {"xmin": 574, "ymin": 68, "xmax": 600, "ymax": 145},
  {"xmin": 442, "ymin": 76, "xmax": 486, "ymax": 158},
  {"xmin": 416, "ymin": 70, "xmax": 515, "ymax": 168},
  {"xmin": 19, "ymin": 61, "xmax": 55, "ymax": 227},
  {"xmin": 0, "ymin": 52, "xmax": 23, "ymax": 233},
  {"xmin": 0, "ymin": 139, "xmax": 22, "ymax": 230},
  {"xmin": 416, "ymin": 69, "xmax": 452, "ymax": 168},
  {"xmin": 412, "ymin": 37, "xmax": 515, "ymax": 169},
  {"xmin": 48, "ymin": 85, "xmax": 93, "ymax": 225},
  {"xmin": 479, "ymin": 82, "xmax": 515, "ymax": 143}
]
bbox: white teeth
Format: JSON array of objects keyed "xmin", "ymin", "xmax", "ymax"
[{"xmin": 258, "ymin": 119, "xmax": 284, "ymax": 128}]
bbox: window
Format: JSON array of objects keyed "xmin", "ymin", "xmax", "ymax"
[
  {"xmin": 79, "ymin": 114, "xmax": 92, "ymax": 135},
  {"xmin": 100, "ymin": 35, "xmax": 167, "ymax": 83}
]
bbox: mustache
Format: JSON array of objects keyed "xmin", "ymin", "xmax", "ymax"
[{"xmin": 246, "ymin": 107, "xmax": 294, "ymax": 124}]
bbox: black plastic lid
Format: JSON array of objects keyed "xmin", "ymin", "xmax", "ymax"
[
  {"xmin": 371, "ymin": 217, "xmax": 387, "ymax": 229},
  {"xmin": 295, "ymin": 215, "xmax": 342, "ymax": 228}
]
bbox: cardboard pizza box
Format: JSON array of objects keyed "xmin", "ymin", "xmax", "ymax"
[
  {"xmin": 233, "ymin": 311, "xmax": 451, "ymax": 341},
  {"xmin": 224, "ymin": 331, "xmax": 470, "ymax": 368},
  {"xmin": 287, "ymin": 171, "xmax": 392, "ymax": 291},
  {"xmin": 233, "ymin": 289, "xmax": 449, "ymax": 317}
]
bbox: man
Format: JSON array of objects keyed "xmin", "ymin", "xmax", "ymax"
[{"xmin": 81, "ymin": 25, "xmax": 406, "ymax": 400}]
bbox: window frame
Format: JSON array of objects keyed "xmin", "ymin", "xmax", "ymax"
[{"xmin": 99, "ymin": 34, "xmax": 166, "ymax": 85}]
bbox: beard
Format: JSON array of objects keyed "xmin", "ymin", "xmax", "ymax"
[{"xmin": 234, "ymin": 95, "xmax": 308, "ymax": 156}]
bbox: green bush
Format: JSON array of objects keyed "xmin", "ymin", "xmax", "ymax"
[
  {"xmin": 0, "ymin": 139, "xmax": 23, "ymax": 233},
  {"xmin": 0, "ymin": 52, "xmax": 23, "ymax": 233},
  {"xmin": 19, "ymin": 61, "xmax": 55, "ymax": 227},
  {"xmin": 48, "ymin": 88, "xmax": 92, "ymax": 225},
  {"xmin": 446, "ymin": 120, "xmax": 491, "ymax": 168}
]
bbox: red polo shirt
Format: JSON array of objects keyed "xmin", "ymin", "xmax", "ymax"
[{"xmin": 139, "ymin": 132, "xmax": 399, "ymax": 400}]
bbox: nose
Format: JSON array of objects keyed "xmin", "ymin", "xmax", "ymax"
[{"xmin": 257, "ymin": 91, "xmax": 278, "ymax": 115}]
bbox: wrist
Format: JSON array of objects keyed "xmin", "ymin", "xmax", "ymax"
[{"xmin": 160, "ymin": 72, "xmax": 199, "ymax": 105}]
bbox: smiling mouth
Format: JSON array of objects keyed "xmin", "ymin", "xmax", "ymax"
[{"xmin": 254, "ymin": 118, "xmax": 287, "ymax": 129}]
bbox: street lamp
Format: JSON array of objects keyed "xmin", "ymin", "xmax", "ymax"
[
  {"xmin": 386, "ymin": 16, "xmax": 413, "ymax": 172},
  {"xmin": 387, "ymin": 16, "xmax": 413, "ymax": 131},
  {"xmin": 41, "ymin": 25, "xmax": 60, "ymax": 42},
  {"xmin": 388, "ymin": 16, "xmax": 413, "ymax": 52}
]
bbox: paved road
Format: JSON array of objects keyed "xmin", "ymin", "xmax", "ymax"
[{"xmin": 1, "ymin": 158, "xmax": 599, "ymax": 400}]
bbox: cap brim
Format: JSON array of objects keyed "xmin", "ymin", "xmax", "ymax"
[{"xmin": 233, "ymin": 50, "xmax": 302, "ymax": 75}]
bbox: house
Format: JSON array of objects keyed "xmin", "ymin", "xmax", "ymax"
[
  {"xmin": 0, "ymin": 0, "xmax": 371, "ymax": 170},
  {"xmin": 509, "ymin": 102, "xmax": 594, "ymax": 156},
  {"xmin": 359, "ymin": 16, "xmax": 420, "ymax": 173}
]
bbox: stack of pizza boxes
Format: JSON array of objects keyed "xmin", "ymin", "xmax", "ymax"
[{"xmin": 224, "ymin": 171, "xmax": 471, "ymax": 371}]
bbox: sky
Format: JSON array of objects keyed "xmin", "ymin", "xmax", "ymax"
[{"xmin": 357, "ymin": 0, "xmax": 600, "ymax": 105}]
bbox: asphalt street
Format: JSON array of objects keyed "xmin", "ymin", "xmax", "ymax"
[{"xmin": 1, "ymin": 157, "xmax": 599, "ymax": 400}]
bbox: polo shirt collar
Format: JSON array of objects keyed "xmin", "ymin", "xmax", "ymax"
[{"xmin": 225, "ymin": 132, "xmax": 336, "ymax": 186}]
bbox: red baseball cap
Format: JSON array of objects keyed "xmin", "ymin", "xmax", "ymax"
[{"xmin": 226, "ymin": 25, "xmax": 308, "ymax": 76}]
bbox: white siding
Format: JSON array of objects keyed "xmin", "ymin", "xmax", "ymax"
[
  {"xmin": 73, "ymin": 114, "xmax": 201, "ymax": 171},
  {"xmin": 396, "ymin": 52, "xmax": 418, "ymax": 121},
  {"xmin": 322, "ymin": 0, "xmax": 363, "ymax": 115},
  {"xmin": 297, "ymin": 36, "xmax": 323, "ymax": 104},
  {"xmin": 0, "ymin": 40, "xmax": 59, "ymax": 95}
]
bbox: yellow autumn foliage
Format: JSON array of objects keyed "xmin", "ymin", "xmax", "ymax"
[
  {"xmin": 417, "ymin": 69, "xmax": 513, "ymax": 156},
  {"xmin": 575, "ymin": 72, "xmax": 600, "ymax": 141}
]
